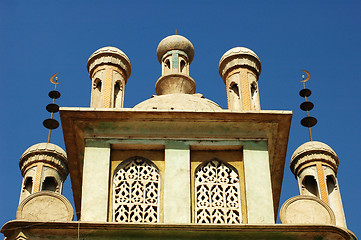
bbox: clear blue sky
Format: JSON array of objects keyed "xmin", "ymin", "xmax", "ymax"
[{"xmin": 1, "ymin": 1, "xmax": 360, "ymax": 237}]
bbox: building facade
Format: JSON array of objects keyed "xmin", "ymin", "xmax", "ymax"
[{"xmin": 1, "ymin": 35, "xmax": 357, "ymax": 240}]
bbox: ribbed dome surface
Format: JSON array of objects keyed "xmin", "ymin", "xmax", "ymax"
[
  {"xmin": 133, "ymin": 94, "xmax": 222, "ymax": 111},
  {"xmin": 21, "ymin": 142, "xmax": 67, "ymax": 161}
]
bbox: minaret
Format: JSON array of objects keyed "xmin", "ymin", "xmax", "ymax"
[
  {"xmin": 290, "ymin": 141, "xmax": 346, "ymax": 227},
  {"xmin": 155, "ymin": 35, "xmax": 195, "ymax": 95},
  {"xmin": 219, "ymin": 47, "xmax": 262, "ymax": 111},
  {"xmin": 16, "ymin": 74, "xmax": 73, "ymax": 222},
  {"xmin": 87, "ymin": 46, "xmax": 131, "ymax": 108},
  {"xmin": 18, "ymin": 143, "xmax": 68, "ymax": 204},
  {"xmin": 289, "ymin": 71, "xmax": 347, "ymax": 228}
]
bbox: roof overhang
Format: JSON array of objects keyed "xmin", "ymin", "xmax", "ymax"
[
  {"xmin": 1, "ymin": 220, "xmax": 356, "ymax": 240},
  {"xmin": 60, "ymin": 108, "xmax": 292, "ymax": 220}
]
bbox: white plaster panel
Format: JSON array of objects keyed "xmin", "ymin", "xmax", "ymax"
[
  {"xmin": 243, "ymin": 141, "xmax": 274, "ymax": 223},
  {"xmin": 81, "ymin": 143, "xmax": 110, "ymax": 221},
  {"xmin": 164, "ymin": 142, "xmax": 190, "ymax": 223}
]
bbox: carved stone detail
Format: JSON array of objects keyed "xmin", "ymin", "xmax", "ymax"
[
  {"xmin": 195, "ymin": 159, "xmax": 242, "ymax": 223},
  {"xmin": 113, "ymin": 157, "xmax": 160, "ymax": 223}
]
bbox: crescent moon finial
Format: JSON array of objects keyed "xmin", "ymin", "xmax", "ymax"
[
  {"xmin": 50, "ymin": 73, "xmax": 60, "ymax": 85},
  {"xmin": 300, "ymin": 70, "xmax": 310, "ymax": 83}
]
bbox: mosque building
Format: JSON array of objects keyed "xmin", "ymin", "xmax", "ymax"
[{"xmin": 1, "ymin": 35, "xmax": 357, "ymax": 239}]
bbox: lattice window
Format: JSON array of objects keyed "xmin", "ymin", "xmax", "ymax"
[
  {"xmin": 195, "ymin": 159, "xmax": 242, "ymax": 223},
  {"xmin": 113, "ymin": 157, "xmax": 160, "ymax": 223}
]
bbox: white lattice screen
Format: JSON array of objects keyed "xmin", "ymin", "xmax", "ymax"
[
  {"xmin": 195, "ymin": 159, "xmax": 242, "ymax": 223},
  {"xmin": 113, "ymin": 157, "xmax": 160, "ymax": 223}
]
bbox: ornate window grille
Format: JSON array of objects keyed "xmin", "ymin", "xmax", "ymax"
[
  {"xmin": 113, "ymin": 157, "xmax": 160, "ymax": 223},
  {"xmin": 195, "ymin": 159, "xmax": 242, "ymax": 223}
]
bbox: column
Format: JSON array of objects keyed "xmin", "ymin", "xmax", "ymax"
[
  {"xmin": 243, "ymin": 141, "xmax": 274, "ymax": 223},
  {"xmin": 81, "ymin": 140, "xmax": 110, "ymax": 221},
  {"xmin": 163, "ymin": 141, "xmax": 191, "ymax": 223}
]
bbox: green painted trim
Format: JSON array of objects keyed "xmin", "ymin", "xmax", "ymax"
[
  {"xmin": 87, "ymin": 138, "xmax": 267, "ymax": 147},
  {"xmin": 85, "ymin": 139, "xmax": 110, "ymax": 148},
  {"xmin": 162, "ymin": 50, "xmax": 188, "ymax": 62},
  {"xmin": 243, "ymin": 140, "xmax": 268, "ymax": 151}
]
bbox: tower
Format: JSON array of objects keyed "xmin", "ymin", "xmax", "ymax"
[
  {"xmin": 290, "ymin": 141, "xmax": 347, "ymax": 227},
  {"xmin": 87, "ymin": 46, "xmax": 131, "ymax": 108},
  {"xmin": 284, "ymin": 71, "xmax": 347, "ymax": 228},
  {"xmin": 219, "ymin": 47, "xmax": 261, "ymax": 111},
  {"xmin": 155, "ymin": 35, "xmax": 195, "ymax": 95},
  {"xmin": 18, "ymin": 143, "xmax": 68, "ymax": 204}
]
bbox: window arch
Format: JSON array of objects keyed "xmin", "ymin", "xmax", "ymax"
[
  {"xmin": 113, "ymin": 157, "xmax": 160, "ymax": 223},
  {"xmin": 195, "ymin": 159, "xmax": 242, "ymax": 223},
  {"xmin": 42, "ymin": 176, "xmax": 58, "ymax": 192}
]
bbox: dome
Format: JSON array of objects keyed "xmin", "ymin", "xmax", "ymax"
[
  {"xmin": 156, "ymin": 35, "xmax": 195, "ymax": 63},
  {"xmin": 87, "ymin": 46, "xmax": 131, "ymax": 79},
  {"xmin": 219, "ymin": 47, "xmax": 260, "ymax": 64},
  {"xmin": 133, "ymin": 94, "xmax": 222, "ymax": 111},
  {"xmin": 219, "ymin": 47, "xmax": 262, "ymax": 80},
  {"xmin": 21, "ymin": 143, "xmax": 67, "ymax": 160},
  {"xmin": 19, "ymin": 143, "xmax": 68, "ymax": 176},
  {"xmin": 290, "ymin": 141, "xmax": 339, "ymax": 174}
]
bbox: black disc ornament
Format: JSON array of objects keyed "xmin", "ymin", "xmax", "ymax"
[
  {"xmin": 43, "ymin": 119, "xmax": 59, "ymax": 130},
  {"xmin": 46, "ymin": 103, "xmax": 59, "ymax": 113},
  {"xmin": 300, "ymin": 101, "xmax": 314, "ymax": 111},
  {"xmin": 301, "ymin": 116, "xmax": 317, "ymax": 128},
  {"xmin": 299, "ymin": 89, "xmax": 311, "ymax": 98},
  {"xmin": 48, "ymin": 90, "xmax": 61, "ymax": 99}
]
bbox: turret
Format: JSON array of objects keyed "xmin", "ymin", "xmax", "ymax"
[
  {"xmin": 155, "ymin": 35, "xmax": 196, "ymax": 95},
  {"xmin": 87, "ymin": 46, "xmax": 131, "ymax": 108},
  {"xmin": 18, "ymin": 142, "xmax": 68, "ymax": 204},
  {"xmin": 219, "ymin": 47, "xmax": 261, "ymax": 111},
  {"xmin": 290, "ymin": 141, "xmax": 346, "ymax": 228}
]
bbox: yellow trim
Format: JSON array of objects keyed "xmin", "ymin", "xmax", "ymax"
[{"xmin": 316, "ymin": 163, "xmax": 328, "ymax": 204}]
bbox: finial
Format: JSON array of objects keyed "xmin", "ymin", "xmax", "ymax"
[
  {"xmin": 175, "ymin": 29, "xmax": 177, "ymax": 35},
  {"xmin": 298, "ymin": 70, "xmax": 317, "ymax": 141},
  {"xmin": 43, "ymin": 73, "xmax": 62, "ymax": 143}
]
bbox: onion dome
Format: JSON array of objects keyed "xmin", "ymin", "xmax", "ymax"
[
  {"xmin": 19, "ymin": 143, "xmax": 68, "ymax": 178},
  {"xmin": 133, "ymin": 94, "xmax": 222, "ymax": 111},
  {"xmin": 290, "ymin": 141, "xmax": 339, "ymax": 175},
  {"xmin": 219, "ymin": 47, "xmax": 261, "ymax": 82},
  {"xmin": 156, "ymin": 35, "xmax": 195, "ymax": 63},
  {"xmin": 87, "ymin": 46, "xmax": 131, "ymax": 80}
]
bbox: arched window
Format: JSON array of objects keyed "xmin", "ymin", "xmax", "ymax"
[
  {"xmin": 195, "ymin": 159, "xmax": 241, "ymax": 223},
  {"xmin": 113, "ymin": 157, "xmax": 160, "ymax": 223},
  {"xmin": 165, "ymin": 59, "xmax": 170, "ymax": 69},
  {"xmin": 23, "ymin": 177, "xmax": 33, "ymax": 194},
  {"xmin": 302, "ymin": 175, "xmax": 319, "ymax": 197},
  {"xmin": 326, "ymin": 175, "xmax": 336, "ymax": 195},
  {"xmin": 42, "ymin": 177, "xmax": 58, "ymax": 192},
  {"xmin": 180, "ymin": 60, "xmax": 186, "ymax": 73},
  {"xmin": 113, "ymin": 81, "xmax": 123, "ymax": 108},
  {"xmin": 92, "ymin": 78, "xmax": 102, "ymax": 108}
]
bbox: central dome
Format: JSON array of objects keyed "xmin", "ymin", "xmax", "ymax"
[{"xmin": 133, "ymin": 94, "xmax": 222, "ymax": 111}]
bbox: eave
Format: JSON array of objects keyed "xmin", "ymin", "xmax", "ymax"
[{"xmin": 60, "ymin": 108, "xmax": 292, "ymax": 220}]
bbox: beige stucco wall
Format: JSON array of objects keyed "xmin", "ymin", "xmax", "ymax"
[
  {"xmin": 81, "ymin": 141, "xmax": 110, "ymax": 222},
  {"xmin": 243, "ymin": 141, "xmax": 274, "ymax": 223},
  {"xmin": 163, "ymin": 142, "xmax": 191, "ymax": 223}
]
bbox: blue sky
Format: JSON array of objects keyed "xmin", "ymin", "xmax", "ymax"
[{"xmin": 1, "ymin": 1, "xmax": 360, "ymax": 237}]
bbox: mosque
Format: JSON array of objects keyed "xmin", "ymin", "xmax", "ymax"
[{"xmin": 1, "ymin": 35, "xmax": 357, "ymax": 239}]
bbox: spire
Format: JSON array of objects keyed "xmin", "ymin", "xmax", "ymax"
[
  {"xmin": 43, "ymin": 73, "xmax": 61, "ymax": 143},
  {"xmin": 299, "ymin": 70, "xmax": 317, "ymax": 141},
  {"xmin": 155, "ymin": 35, "xmax": 196, "ymax": 95}
]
